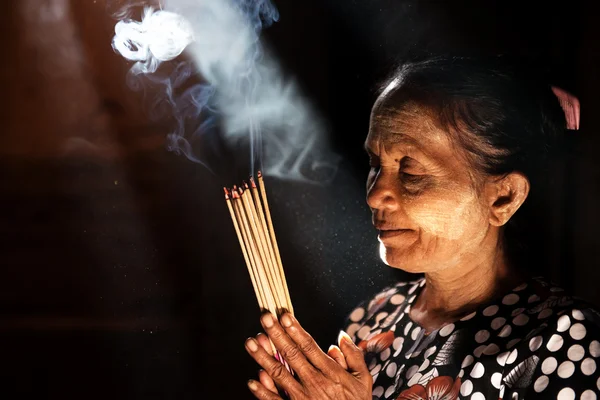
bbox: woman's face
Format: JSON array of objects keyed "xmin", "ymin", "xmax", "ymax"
[{"xmin": 365, "ymin": 98, "xmax": 494, "ymax": 274}]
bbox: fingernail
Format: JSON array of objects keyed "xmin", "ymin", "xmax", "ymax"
[
  {"xmin": 337, "ymin": 330, "xmax": 353, "ymax": 347},
  {"xmin": 328, "ymin": 344, "xmax": 341, "ymax": 353},
  {"xmin": 248, "ymin": 379, "xmax": 258, "ymax": 391},
  {"xmin": 246, "ymin": 338, "xmax": 258, "ymax": 352},
  {"xmin": 261, "ymin": 312, "xmax": 274, "ymax": 328},
  {"xmin": 281, "ymin": 313, "xmax": 293, "ymax": 328}
]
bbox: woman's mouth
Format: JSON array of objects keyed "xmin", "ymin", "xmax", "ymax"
[{"xmin": 378, "ymin": 229, "xmax": 412, "ymax": 241}]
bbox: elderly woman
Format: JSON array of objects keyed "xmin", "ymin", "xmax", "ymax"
[{"xmin": 244, "ymin": 56, "xmax": 600, "ymax": 400}]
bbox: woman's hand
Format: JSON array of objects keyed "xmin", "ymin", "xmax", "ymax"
[{"xmin": 245, "ymin": 312, "xmax": 373, "ymax": 399}]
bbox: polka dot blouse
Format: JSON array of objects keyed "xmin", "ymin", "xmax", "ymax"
[{"xmin": 343, "ymin": 276, "xmax": 600, "ymax": 399}]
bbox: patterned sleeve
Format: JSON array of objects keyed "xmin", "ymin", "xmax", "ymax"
[
  {"xmin": 501, "ymin": 305, "xmax": 600, "ymax": 399},
  {"xmin": 341, "ymin": 282, "xmax": 410, "ymax": 343}
]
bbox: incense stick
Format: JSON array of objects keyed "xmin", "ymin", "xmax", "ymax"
[{"xmin": 223, "ymin": 172, "xmax": 294, "ymax": 375}]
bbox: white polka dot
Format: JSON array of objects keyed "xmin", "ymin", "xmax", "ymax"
[
  {"xmin": 483, "ymin": 344, "xmax": 500, "ymax": 356},
  {"xmin": 470, "ymin": 362, "xmax": 485, "ymax": 378},
  {"xmin": 461, "ymin": 311, "xmax": 477, "ymax": 321},
  {"xmin": 483, "ymin": 305, "xmax": 499, "ymax": 316},
  {"xmin": 385, "ymin": 384, "xmax": 396, "ymax": 398},
  {"xmin": 572, "ymin": 309, "xmax": 585, "ymax": 321},
  {"xmin": 506, "ymin": 350, "xmax": 518, "ymax": 365},
  {"xmin": 458, "ymin": 369, "xmax": 464, "ymax": 378},
  {"xmin": 582, "ymin": 390, "xmax": 597, "ymax": 400},
  {"xmin": 491, "ymin": 317, "xmax": 506, "ymax": 330},
  {"xmin": 371, "ymin": 364, "xmax": 382, "ymax": 376},
  {"xmin": 513, "ymin": 314, "xmax": 530, "ymax": 326},
  {"xmin": 409, "ymin": 350, "xmax": 422, "ymax": 359},
  {"xmin": 439, "ymin": 324, "xmax": 455, "ymax": 337},
  {"xmin": 512, "ymin": 307, "xmax": 526, "ymax": 317},
  {"xmin": 407, "ymin": 372, "xmax": 422, "ymax": 387},
  {"xmin": 528, "ymin": 294, "xmax": 540, "ymax": 303},
  {"xmin": 380, "ymin": 348, "xmax": 391, "ymax": 361},
  {"xmin": 475, "ymin": 330, "xmax": 490, "ymax": 343},
  {"xmin": 591, "ymin": 341, "xmax": 600, "ymax": 358},
  {"xmin": 473, "ymin": 345, "xmax": 487, "ymax": 358},
  {"xmin": 547, "ymin": 334, "xmax": 564, "ymax": 352},
  {"xmin": 346, "ymin": 323, "xmax": 361, "ymax": 338},
  {"xmin": 557, "ymin": 387, "xmax": 575, "ymax": 400},
  {"xmin": 372, "ymin": 387, "xmax": 384, "ymax": 397},
  {"xmin": 534, "ymin": 375, "xmax": 549, "ymax": 393},
  {"xmin": 375, "ymin": 312, "xmax": 389, "ymax": 323},
  {"xmin": 597, "ymin": 376, "xmax": 600, "ymax": 391},
  {"xmin": 507, "ymin": 338, "xmax": 521, "ymax": 349},
  {"xmin": 503, "ymin": 293, "xmax": 520, "ymax": 305},
  {"xmin": 424, "ymin": 346, "xmax": 437, "ymax": 359},
  {"xmin": 366, "ymin": 328, "xmax": 382, "ymax": 340},
  {"xmin": 568, "ymin": 344, "xmax": 585, "ymax": 362},
  {"xmin": 405, "ymin": 365, "xmax": 418, "ymax": 379},
  {"xmin": 403, "ymin": 322, "xmax": 413, "ymax": 336},
  {"xmin": 541, "ymin": 357, "xmax": 558, "ymax": 374},
  {"xmin": 570, "ymin": 323, "xmax": 587, "ymax": 340},
  {"xmin": 529, "ymin": 336, "xmax": 543, "ymax": 351},
  {"xmin": 350, "ymin": 308, "xmax": 365, "ymax": 322},
  {"xmin": 460, "ymin": 379, "xmax": 473, "ymax": 396},
  {"xmin": 557, "ymin": 315, "xmax": 571, "ymax": 332},
  {"xmin": 497, "ymin": 352, "xmax": 510, "ymax": 366},
  {"xmin": 471, "ymin": 392, "xmax": 485, "ymax": 400},
  {"xmin": 390, "ymin": 294, "xmax": 406, "ymax": 305},
  {"xmin": 462, "ymin": 355, "xmax": 474, "ymax": 368},
  {"xmin": 393, "ymin": 336, "xmax": 404, "ymax": 350},
  {"xmin": 411, "ymin": 326, "xmax": 421, "ymax": 340},
  {"xmin": 408, "ymin": 284, "xmax": 418, "ymax": 295},
  {"xmin": 557, "ymin": 361, "xmax": 575, "ymax": 378},
  {"xmin": 582, "ymin": 358, "xmax": 597, "ymax": 376},
  {"xmin": 498, "ymin": 325, "xmax": 512, "ymax": 337},
  {"xmin": 357, "ymin": 325, "xmax": 372, "ymax": 340},
  {"xmin": 538, "ymin": 308, "xmax": 554, "ymax": 319},
  {"xmin": 385, "ymin": 362, "xmax": 397, "ymax": 377},
  {"xmin": 408, "ymin": 295, "xmax": 417, "ymax": 303},
  {"xmin": 491, "ymin": 372, "xmax": 502, "ymax": 389},
  {"xmin": 514, "ymin": 283, "xmax": 528, "ymax": 291},
  {"xmin": 418, "ymin": 359, "xmax": 430, "ymax": 372}
]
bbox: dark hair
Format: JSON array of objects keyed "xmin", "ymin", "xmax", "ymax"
[{"xmin": 377, "ymin": 55, "xmax": 568, "ymax": 275}]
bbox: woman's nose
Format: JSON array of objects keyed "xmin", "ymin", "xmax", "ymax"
[{"xmin": 366, "ymin": 169, "xmax": 398, "ymax": 211}]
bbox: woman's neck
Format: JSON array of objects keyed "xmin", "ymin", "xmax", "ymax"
[{"xmin": 410, "ymin": 244, "xmax": 523, "ymax": 332}]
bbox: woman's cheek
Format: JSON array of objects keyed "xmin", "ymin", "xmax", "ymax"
[{"xmin": 407, "ymin": 191, "xmax": 479, "ymax": 241}]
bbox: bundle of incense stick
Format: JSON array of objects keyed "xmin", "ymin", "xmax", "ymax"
[{"xmin": 223, "ymin": 171, "xmax": 294, "ymax": 372}]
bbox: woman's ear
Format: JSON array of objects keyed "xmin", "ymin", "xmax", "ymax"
[{"xmin": 487, "ymin": 172, "xmax": 530, "ymax": 227}]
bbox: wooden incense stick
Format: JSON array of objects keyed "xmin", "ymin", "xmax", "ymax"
[
  {"xmin": 224, "ymin": 188, "xmax": 265, "ymax": 310},
  {"xmin": 257, "ymin": 171, "xmax": 293, "ymax": 314}
]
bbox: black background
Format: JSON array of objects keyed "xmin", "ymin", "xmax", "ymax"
[{"xmin": 1, "ymin": 0, "xmax": 598, "ymax": 398}]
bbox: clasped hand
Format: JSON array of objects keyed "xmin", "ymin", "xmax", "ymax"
[{"xmin": 245, "ymin": 312, "xmax": 373, "ymax": 399}]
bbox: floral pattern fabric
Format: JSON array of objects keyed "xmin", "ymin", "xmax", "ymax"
[{"xmin": 343, "ymin": 276, "xmax": 600, "ymax": 399}]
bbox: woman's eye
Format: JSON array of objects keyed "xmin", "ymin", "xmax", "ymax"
[{"xmin": 400, "ymin": 172, "xmax": 424, "ymax": 184}]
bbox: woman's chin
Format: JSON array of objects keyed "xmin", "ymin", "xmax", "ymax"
[{"xmin": 379, "ymin": 243, "xmax": 423, "ymax": 273}]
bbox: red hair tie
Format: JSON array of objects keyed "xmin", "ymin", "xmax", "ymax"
[{"xmin": 551, "ymin": 86, "xmax": 580, "ymax": 130}]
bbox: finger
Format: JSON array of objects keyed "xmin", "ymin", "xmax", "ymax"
[
  {"xmin": 258, "ymin": 369, "xmax": 279, "ymax": 394},
  {"xmin": 261, "ymin": 312, "xmax": 319, "ymax": 378},
  {"xmin": 247, "ymin": 379, "xmax": 283, "ymax": 400},
  {"xmin": 327, "ymin": 344, "xmax": 348, "ymax": 370},
  {"xmin": 277, "ymin": 312, "xmax": 340, "ymax": 376},
  {"xmin": 245, "ymin": 337, "xmax": 304, "ymax": 395},
  {"xmin": 338, "ymin": 330, "xmax": 371, "ymax": 381},
  {"xmin": 256, "ymin": 333, "xmax": 274, "ymax": 356}
]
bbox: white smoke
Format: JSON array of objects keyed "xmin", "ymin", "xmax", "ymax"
[{"xmin": 111, "ymin": 0, "xmax": 340, "ymax": 183}]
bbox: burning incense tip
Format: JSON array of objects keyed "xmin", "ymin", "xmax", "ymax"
[
  {"xmin": 232, "ymin": 189, "xmax": 240, "ymax": 199},
  {"xmin": 250, "ymin": 177, "xmax": 257, "ymax": 189},
  {"xmin": 243, "ymin": 181, "xmax": 250, "ymax": 190},
  {"xmin": 257, "ymin": 171, "xmax": 263, "ymax": 179},
  {"xmin": 223, "ymin": 187, "xmax": 230, "ymax": 200}
]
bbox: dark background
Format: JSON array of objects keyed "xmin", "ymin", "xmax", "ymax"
[{"xmin": 1, "ymin": 0, "xmax": 598, "ymax": 398}]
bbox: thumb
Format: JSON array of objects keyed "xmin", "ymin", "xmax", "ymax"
[{"xmin": 337, "ymin": 330, "xmax": 370, "ymax": 377}]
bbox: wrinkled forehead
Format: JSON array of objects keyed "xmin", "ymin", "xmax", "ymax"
[{"xmin": 367, "ymin": 96, "xmax": 447, "ymax": 149}]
